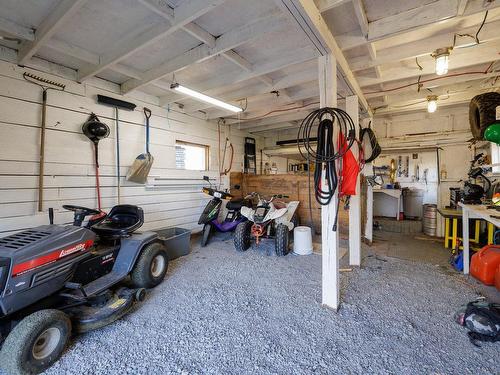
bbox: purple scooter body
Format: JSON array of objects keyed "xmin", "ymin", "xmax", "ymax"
[{"xmin": 198, "ymin": 186, "xmax": 250, "ymax": 246}]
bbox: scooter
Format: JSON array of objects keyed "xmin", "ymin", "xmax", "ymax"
[
  {"xmin": 0, "ymin": 204, "xmax": 168, "ymax": 374},
  {"xmin": 198, "ymin": 176, "xmax": 251, "ymax": 247},
  {"xmin": 234, "ymin": 193, "xmax": 299, "ymax": 256}
]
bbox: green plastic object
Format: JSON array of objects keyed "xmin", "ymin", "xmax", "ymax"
[{"xmin": 484, "ymin": 122, "xmax": 500, "ymax": 144}]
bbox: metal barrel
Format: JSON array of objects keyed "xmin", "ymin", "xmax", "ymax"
[{"xmin": 423, "ymin": 204, "xmax": 437, "ymax": 236}]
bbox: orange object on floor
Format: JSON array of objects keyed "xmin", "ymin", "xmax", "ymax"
[
  {"xmin": 495, "ymin": 264, "xmax": 500, "ymax": 291},
  {"xmin": 470, "ymin": 245, "xmax": 500, "ymax": 285}
]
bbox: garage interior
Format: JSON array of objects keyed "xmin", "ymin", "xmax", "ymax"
[{"xmin": 0, "ymin": 0, "xmax": 499, "ymax": 374}]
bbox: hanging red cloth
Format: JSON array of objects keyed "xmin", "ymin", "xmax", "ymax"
[{"xmin": 338, "ymin": 132, "xmax": 360, "ymax": 196}]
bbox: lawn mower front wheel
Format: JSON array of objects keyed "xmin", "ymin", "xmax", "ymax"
[{"xmin": 0, "ymin": 309, "xmax": 71, "ymax": 375}]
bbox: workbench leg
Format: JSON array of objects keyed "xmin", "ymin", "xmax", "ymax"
[
  {"xmin": 462, "ymin": 210, "xmax": 470, "ymax": 274},
  {"xmin": 488, "ymin": 223, "xmax": 494, "ymax": 245},
  {"xmin": 474, "ymin": 220, "xmax": 480, "ymax": 244},
  {"xmin": 452, "ymin": 219, "xmax": 458, "ymax": 250},
  {"xmin": 444, "ymin": 218, "xmax": 450, "ymax": 248}
]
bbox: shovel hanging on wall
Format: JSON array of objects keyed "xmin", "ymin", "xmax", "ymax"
[{"xmin": 127, "ymin": 108, "xmax": 154, "ymax": 184}]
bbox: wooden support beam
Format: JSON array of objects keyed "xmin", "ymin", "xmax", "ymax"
[
  {"xmin": 78, "ymin": 0, "xmax": 226, "ymax": 81},
  {"xmin": 121, "ymin": 12, "xmax": 284, "ymax": 93},
  {"xmin": 139, "ymin": 0, "xmax": 273, "ymax": 87},
  {"xmin": 318, "ymin": 53, "xmax": 339, "ymax": 310},
  {"xmin": 359, "ymin": 40, "xmax": 500, "ymax": 87},
  {"xmin": 277, "ymin": 0, "xmax": 371, "ymax": 115},
  {"xmin": 351, "ymin": 18, "xmax": 500, "ymax": 72},
  {"xmin": 158, "ymin": 46, "xmax": 317, "ymax": 105},
  {"xmin": 346, "ymin": 95, "xmax": 361, "ymax": 266},
  {"xmin": 368, "ymin": 0, "xmax": 458, "ymax": 41},
  {"xmin": 315, "ymin": 0, "xmax": 351, "ymax": 13},
  {"xmin": 18, "ymin": 0, "xmax": 87, "ymax": 65},
  {"xmin": 457, "ymin": 0, "xmax": 468, "ymax": 16},
  {"xmin": 352, "ymin": 0, "xmax": 369, "ymax": 37},
  {"xmin": 248, "ymin": 121, "xmax": 300, "ymax": 133}
]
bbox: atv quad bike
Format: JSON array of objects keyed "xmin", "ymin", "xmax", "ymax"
[
  {"xmin": 234, "ymin": 193, "xmax": 299, "ymax": 256},
  {"xmin": 0, "ymin": 204, "xmax": 168, "ymax": 375}
]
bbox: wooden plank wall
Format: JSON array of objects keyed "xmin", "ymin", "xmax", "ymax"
[
  {"xmin": 229, "ymin": 172, "xmax": 349, "ymax": 237},
  {"xmin": 0, "ymin": 60, "xmax": 259, "ymax": 237}
]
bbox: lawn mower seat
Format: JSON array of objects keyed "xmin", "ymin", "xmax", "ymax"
[
  {"xmin": 226, "ymin": 198, "xmax": 250, "ymax": 211},
  {"xmin": 92, "ymin": 205, "xmax": 144, "ymax": 239}
]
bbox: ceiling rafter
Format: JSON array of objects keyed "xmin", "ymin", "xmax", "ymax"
[
  {"xmin": 121, "ymin": 12, "xmax": 285, "ymax": 93},
  {"xmin": 0, "ymin": 16, "xmax": 35, "ymax": 41},
  {"xmin": 335, "ymin": 0, "xmax": 499, "ymax": 51},
  {"xmin": 137, "ymin": 0, "xmax": 276, "ymax": 89},
  {"xmin": 18, "ymin": 0, "xmax": 87, "ymax": 65},
  {"xmin": 157, "ymin": 46, "xmax": 318, "ymax": 106},
  {"xmin": 315, "ymin": 0, "xmax": 351, "ymax": 13},
  {"xmin": 184, "ymin": 68, "xmax": 317, "ymax": 113},
  {"xmin": 358, "ymin": 40, "xmax": 500, "ymax": 88},
  {"xmin": 78, "ymin": 0, "xmax": 227, "ymax": 81},
  {"xmin": 351, "ymin": 17, "xmax": 500, "ymax": 73},
  {"xmin": 275, "ymin": 0, "xmax": 371, "ymax": 114}
]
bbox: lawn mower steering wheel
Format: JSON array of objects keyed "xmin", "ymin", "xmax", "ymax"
[{"xmin": 63, "ymin": 205, "xmax": 101, "ymax": 227}]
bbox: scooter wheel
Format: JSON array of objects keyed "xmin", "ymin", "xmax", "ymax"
[
  {"xmin": 201, "ymin": 224, "xmax": 211, "ymax": 247},
  {"xmin": 0, "ymin": 309, "xmax": 71, "ymax": 375},
  {"xmin": 135, "ymin": 288, "xmax": 147, "ymax": 302}
]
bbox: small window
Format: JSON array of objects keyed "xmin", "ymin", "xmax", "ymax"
[{"xmin": 175, "ymin": 141, "xmax": 209, "ymax": 171}]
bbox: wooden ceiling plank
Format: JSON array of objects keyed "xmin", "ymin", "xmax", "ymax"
[
  {"xmin": 121, "ymin": 12, "xmax": 284, "ymax": 93},
  {"xmin": 0, "ymin": 16, "xmax": 35, "ymax": 41},
  {"xmin": 18, "ymin": 0, "xmax": 87, "ymax": 65},
  {"xmin": 78, "ymin": 0, "xmax": 227, "ymax": 81}
]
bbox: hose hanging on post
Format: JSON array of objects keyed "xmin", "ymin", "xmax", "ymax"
[{"xmin": 297, "ymin": 107, "xmax": 356, "ymax": 231}]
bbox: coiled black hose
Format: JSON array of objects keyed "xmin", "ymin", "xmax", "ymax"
[{"xmin": 297, "ymin": 107, "xmax": 356, "ymax": 231}]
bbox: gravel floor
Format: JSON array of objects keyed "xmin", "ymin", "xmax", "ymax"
[{"xmin": 29, "ymin": 235, "xmax": 500, "ymax": 374}]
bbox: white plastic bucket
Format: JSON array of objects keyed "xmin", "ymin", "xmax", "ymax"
[{"xmin": 293, "ymin": 226, "xmax": 313, "ymax": 255}]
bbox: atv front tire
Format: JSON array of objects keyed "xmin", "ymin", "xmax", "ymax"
[
  {"xmin": 234, "ymin": 221, "xmax": 252, "ymax": 252},
  {"xmin": 0, "ymin": 309, "xmax": 71, "ymax": 375},
  {"xmin": 131, "ymin": 242, "xmax": 168, "ymax": 288},
  {"xmin": 201, "ymin": 223, "xmax": 211, "ymax": 247},
  {"xmin": 275, "ymin": 223, "xmax": 290, "ymax": 256}
]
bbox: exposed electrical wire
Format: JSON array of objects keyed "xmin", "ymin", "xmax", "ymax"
[{"xmin": 366, "ymin": 61, "xmax": 497, "ymax": 95}]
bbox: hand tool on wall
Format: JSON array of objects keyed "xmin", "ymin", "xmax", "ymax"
[
  {"xmin": 82, "ymin": 113, "xmax": 110, "ymax": 210},
  {"xmin": 96, "ymin": 95, "xmax": 136, "ymax": 203},
  {"xmin": 127, "ymin": 107, "xmax": 154, "ymax": 184},
  {"xmin": 23, "ymin": 72, "xmax": 65, "ymax": 212}
]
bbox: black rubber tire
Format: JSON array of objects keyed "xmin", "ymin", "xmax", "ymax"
[
  {"xmin": 469, "ymin": 92, "xmax": 500, "ymax": 139},
  {"xmin": 0, "ymin": 309, "xmax": 71, "ymax": 375},
  {"xmin": 234, "ymin": 221, "xmax": 252, "ymax": 252},
  {"xmin": 201, "ymin": 223, "xmax": 211, "ymax": 247},
  {"xmin": 275, "ymin": 223, "xmax": 290, "ymax": 257},
  {"xmin": 130, "ymin": 242, "xmax": 168, "ymax": 289}
]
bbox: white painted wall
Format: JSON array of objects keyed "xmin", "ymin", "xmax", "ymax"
[
  {"xmin": 0, "ymin": 61, "xmax": 258, "ymax": 237},
  {"xmin": 372, "ymin": 105, "xmax": 478, "ymax": 236}
]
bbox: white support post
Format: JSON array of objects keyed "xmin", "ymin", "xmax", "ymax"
[
  {"xmin": 318, "ymin": 54, "xmax": 339, "ymax": 311},
  {"xmin": 346, "ymin": 95, "xmax": 361, "ymax": 266}
]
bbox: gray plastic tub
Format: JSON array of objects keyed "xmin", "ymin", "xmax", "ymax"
[{"xmin": 155, "ymin": 227, "xmax": 191, "ymax": 260}]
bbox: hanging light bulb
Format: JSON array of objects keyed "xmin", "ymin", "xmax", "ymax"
[
  {"xmin": 427, "ymin": 95, "xmax": 438, "ymax": 113},
  {"xmin": 432, "ymin": 47, "xmax": 451, "ymax": 76}
]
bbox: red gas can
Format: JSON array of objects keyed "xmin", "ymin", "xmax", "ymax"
[
  {"xmin": 495, "ymin": 264, "xmax": 500, "ymax": 291},
  {"xmin": 470, "ymin": 245, "xmax": 500, "ymax": 285}
]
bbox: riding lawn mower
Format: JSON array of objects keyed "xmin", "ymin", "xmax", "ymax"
[{"xmin": 0, "ymin": 204, "xmax": 168, "ymax": 375}]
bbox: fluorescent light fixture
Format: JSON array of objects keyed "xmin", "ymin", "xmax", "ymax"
[
  {"xmin": 432, "ymin": 47, "xmax": 451, "ymax": 76},
  {"xmin": 427, "ymin": 95, "xmax": 438, "ymax": 113},
  {"xmin": 170, "ymin": 83, "xmax": 242, "ymax": 113}
]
